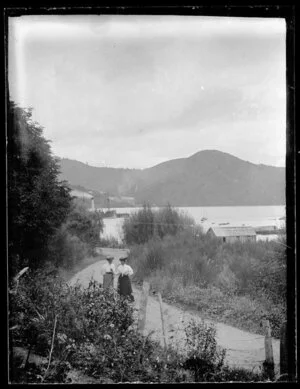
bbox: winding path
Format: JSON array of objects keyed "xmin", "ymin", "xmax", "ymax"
[{"xmin": 68, "ymin": 248, "xmax": 280, "ymax": 373}]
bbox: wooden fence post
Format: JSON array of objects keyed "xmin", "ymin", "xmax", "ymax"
[
  {"xmin": 158, "ymin": 292, "xmax": 167, "ymax": 352},
  {"xmin": 280, "ymin": 321, "xmax": 288, "ymax": 376},
  {"xmin": 137, "ymin": 281, "xmax": 150, "ymax": 336},
  {"xmin": 262, "ymin": 319, "xmax": 275, "ymax": 379}
]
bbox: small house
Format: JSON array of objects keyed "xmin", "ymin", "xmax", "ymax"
[
  {"xmin": 206, "ymin": 226, "xmax": 256, "ymax": 243},
  {"xmin": 70, "ymin": 189, "xmax": 95, "ymax": 211}
]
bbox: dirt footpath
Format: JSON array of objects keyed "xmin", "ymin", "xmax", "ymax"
[{"xmin": 68, "ymin": 248, "xmax": 280, "ymax": 373}]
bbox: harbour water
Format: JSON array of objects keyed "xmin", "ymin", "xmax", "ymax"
[{"xmin": 99, "ymin": 205, "xmax": 285, "ymax": 243}]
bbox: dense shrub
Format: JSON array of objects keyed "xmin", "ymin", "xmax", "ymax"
[
  {"xmin": 183, "ymin": 319, "xmax": 226, "ymax": 382},
  {"xmin": 9, "ymin": 269, "xmax": 187, "ymax": 383},
  {"xmin": 123, "ymin": 204, "xmax": 155, "ymax": 244},
  {"xmin": 64, "ymin": 204, "xmax": 103, "ymax": 250},
  {"xmin": 9, "ymin": 267, "xmax": 271, "ymax": 383},
  {"xmin": 9, "ymin": 271, "xmax": 135, "ymax": 382},
  {"xmin": 47, "ymin": 204, "xmax": 103, "ymax": 269},
  {"xmin": 7, "ymin": 102, "xmax": 104, "ymax": 275},
  {"xmin": 129, "ymin": 227, "xmax": 286, "ymax": 338},
  {"xmin": 155, "ymin": 204, "xmax": 184, "ymax": 238},
  {"xmin": 123, "ymin": 204, "xmax": 196, "ymax": 245},
  {"xmin": 7, "ymin": 101, "xmax": 72, "ymax": 275},
  {"xmin": 47, "ymin": 227, "xmax": 89, "ymax": 269}
]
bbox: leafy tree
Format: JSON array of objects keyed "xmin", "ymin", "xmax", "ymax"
[
  {"xmin": 64, "ymin": 204, "xmax": 103, "ymax": 249},
  {"xmin": 7, "ymin": 101, "xmax": 72, "ymax": 274}
]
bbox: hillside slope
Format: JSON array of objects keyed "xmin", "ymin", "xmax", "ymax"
[
  {"xmin": 58, "ymin": 150, "xmax": 285, "ymax": 206},
  {"xmin": 58, "ymin": 158, "xmax": 141, "ymax": 195},
  {"xmin": 129, "ymin": 150, "xmax": 285, "ymax": 206}
]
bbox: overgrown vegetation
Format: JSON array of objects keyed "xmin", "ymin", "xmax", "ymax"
[
  {"xmin": 9, "ymin": 272, "xmax": 267, "ymax": 383},
  {"xmin": 7, "ymin": 101, "xmax": 284, "ymax": 383},
  {"xmin": 9, "ymin": 272, "xmax": 134, "ymax": 383},
  {"xmin": 7, "ymin": 101, "xmax": 103, "ymax": 275},
  {"xmin": 48, "ymin": 205, "xmax": 103, "ymax": 269},
  {"xmin": 125, "ymin": 207, "xmax": 286, "ymax": 338},
  {"xmin": 8, "ymin": 101, "xmax": 103, "ymax": 381},
  {"xmin": 123, "ymin": 203, "xmax": 195, "ymax": 244},
  {"xmin": 7, "ymin": 102, "xmax": 72, "ymax": 274}
]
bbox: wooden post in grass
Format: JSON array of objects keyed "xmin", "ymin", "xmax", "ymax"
[
  {"xmin": 158, "ymin": 292, "xmax": 168, "ymax": 380},
  {"xmin": 280, "ymin": 321, "xmax": 288, "ymax": 376},
  {"xmin": 137, "ymin": 281, "xmax": 150, "ymax": 336},
  {"xmin": 158, "ymin": 292, "xmax": 167, "ymax": 352},
  {"xmin": 262, "ymin": 319, "xmax": 275, "ymax": 379}
]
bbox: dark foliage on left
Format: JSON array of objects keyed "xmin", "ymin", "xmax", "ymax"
[{"xmin": 7, "ymin": 101, "xmax": 72, "ymax": 275}]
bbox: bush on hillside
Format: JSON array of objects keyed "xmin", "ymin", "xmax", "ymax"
[
  {"xmin": 123, "ymin": 204, "xmax": 155, "ymax": 245},
  {"xmin": 129, "ymin": 231, "xmax": 219, "ymax": 288},
  {"xmin": 7, "ymin": 101, "xmax": 72, "ymax": 276},
  {"xmin": 122, "ymin": 204, "xmax": 196, "ymax": 245},
  {"xmin": 220, "ymin": 239, "xmax": 286, "ymax": 308},
  {"xmin": 9, "ymin": 267, "xmax": 272, "ymax": 383},
  {"xmin": 9, "ymin": 269, "xmax": 189, "ymax": 383},
  {"xmin": 183, "ymin": 319, "xmax": 226, "ymax": 382},
  {"xmin": 9, "ymin": 271, "xmax": 135, "ymax": 383},
  {"xmin": 155, "ymin": 204, "xmax": 186, "ymax": 238},
  {"xmin": 47, "ymin": 226, "xmax": 89, "ymax": 269},
  {"xmin": 47, "ymin": 204, "xmax": 104, "ymax": 268},
  {"xmin": 64, "ymin": 204, "xmax": 103, "ymax": 250},
  {"xmin": 129, "ymin": 229, "xmax": 286, "ymax": 338}
]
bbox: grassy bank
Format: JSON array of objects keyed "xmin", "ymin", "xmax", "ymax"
[{"xmin": 128, "ymin": 230, "xmax": 286, "ymax": 339}]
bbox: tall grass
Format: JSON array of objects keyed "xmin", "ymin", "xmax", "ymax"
[{"xmin": 128, "ymin": 228, "xmax": 286, "ymax": 338}]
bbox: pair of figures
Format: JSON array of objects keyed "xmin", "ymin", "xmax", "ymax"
[{"xmin": 102, "ymin": 255, "xmax": 134, "ymax": 301}]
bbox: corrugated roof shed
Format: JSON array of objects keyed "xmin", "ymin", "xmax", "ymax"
[{"xmin": 208, "ymin": 226, "xmax": 256, "ymax": 237}]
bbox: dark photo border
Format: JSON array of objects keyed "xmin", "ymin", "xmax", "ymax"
[{"xmin": 3, "ymin": 4, "xmax": 297, "ymax": 385}]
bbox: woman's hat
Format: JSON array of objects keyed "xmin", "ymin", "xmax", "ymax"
[
  {"xmin": 119, "ymin": 256, "xmax": 128, "ymax": 262},
  {"xmin": 106, "ymin": 256, "xmax": 114, "ymax": 261}
]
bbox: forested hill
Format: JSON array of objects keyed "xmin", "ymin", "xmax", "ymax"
[
  {"xmin": 58, "ymin": 158, "xmax": 140, "ymax": 195},
  {"xmin": 58, "ymin": 150, "xmax": 285, "ymax": 206}
]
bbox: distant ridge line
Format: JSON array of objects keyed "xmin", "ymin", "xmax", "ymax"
[
  {"xmin": 58, "ymin": 149, "xmax": 285, "ymax": 207},
  {"xmin": 58, "ymin": 149, "xmax": 285, "ymax": 170}
]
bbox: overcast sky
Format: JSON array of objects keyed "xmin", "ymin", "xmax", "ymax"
[{"xmin": 8, "ymin": 15, "xmax": 286, "ymax": 169}]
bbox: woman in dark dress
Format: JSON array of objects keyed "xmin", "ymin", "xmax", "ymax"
[{"xmin": 117, "ymin": 256, "xmax": 134, "ymax": 301}]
